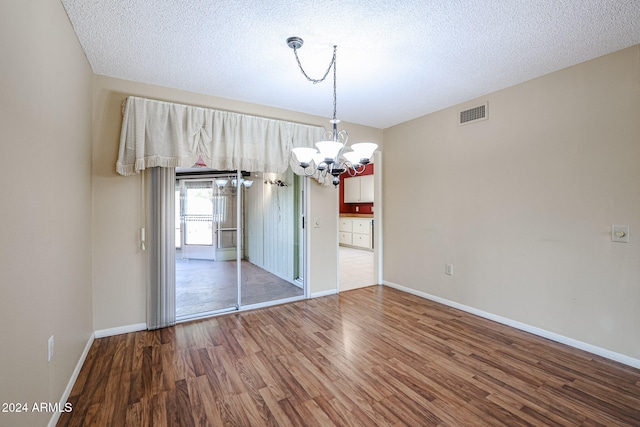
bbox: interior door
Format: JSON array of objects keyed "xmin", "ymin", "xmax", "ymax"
[{"xmin": 180, "ymin": 179, "xmax": 215, "ymax": 260}]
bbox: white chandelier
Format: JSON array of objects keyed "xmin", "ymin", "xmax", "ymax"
[{"xmin": 287, "ymin": 37, "xmax": 377, "ymax": 187}]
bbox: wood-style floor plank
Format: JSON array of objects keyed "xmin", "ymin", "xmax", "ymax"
[{"xmin": 58, "ymin": 286, "xmax": 640, "ymax": 426}]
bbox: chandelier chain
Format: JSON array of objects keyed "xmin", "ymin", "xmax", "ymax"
[
  {"xmin": 292, "ymin": 45, "xmax": 338, "ymax": 120},
  {"xmin": 287, "ymin": 37, "xmax": 377, "ymax": 187}
]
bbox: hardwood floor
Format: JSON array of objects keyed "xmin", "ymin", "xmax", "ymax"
[{"xmin": 58, "ymin": 286, "xmax": 640, "ymax": 426}]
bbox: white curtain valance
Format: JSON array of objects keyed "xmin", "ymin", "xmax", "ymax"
[{"xmin": 116, "ymin": 96, "xmax": 325, "ymax": 177}]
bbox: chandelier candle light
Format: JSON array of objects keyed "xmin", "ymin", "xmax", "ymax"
[{"xmin": 287, "ymin": 37, "xmax": 377, "ymax": 187}]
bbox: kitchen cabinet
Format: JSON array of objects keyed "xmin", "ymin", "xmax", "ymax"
[
  {"xmin": 344, "ymin": 174, "xmax": 374, "ymax": 203},
  {"xmin": 339, "ymin": 217, "xmax": 353, "ymax": 245},
  {"xmin": 338, "ymin": 217, "xmax": 373, "ymax": 250}
]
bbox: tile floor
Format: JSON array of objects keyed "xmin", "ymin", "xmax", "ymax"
[
  {"xmin": 339, "ymin": 246, "xmax": 375, "ymax": 291},
  {"xmin": 176, "ymin": 246, "xmax": 373, "ymax": 319},
  {"xmin": 175, "ymin": 259, "xmax": 303, "ymax": 319}
]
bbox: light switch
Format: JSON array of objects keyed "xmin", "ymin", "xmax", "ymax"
[{"xmin": 611, "ymin": 225, "xmax": 629, "ymax": 243}]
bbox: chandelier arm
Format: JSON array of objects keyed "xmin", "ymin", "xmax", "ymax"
[
  {"xmin": 337, "ymin": 129, "xmax": 348, "ymax": 145},
  {"xmin": 321, "ymin": 129, "xmax": 334, "ymax": 140},
  {"xmin": 342, "ymin": 161, "xmax": 366, "ymax": 176},
  {"xmin": 301, "ymin": 166, "xmax": 316, "ymax": 177}
]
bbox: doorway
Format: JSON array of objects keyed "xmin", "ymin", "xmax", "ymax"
[
  {"xmin": 175, "ymin": 169, "xmax": 305, "ymax": 320},
  {"xmin": 338, "ymin": 151, "xmax": 381, "ymax": 291}
]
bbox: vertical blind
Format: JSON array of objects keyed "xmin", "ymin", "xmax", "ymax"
[{"xmin": 147, "ymin": 167, "xmax": 176, "ymax": 330}]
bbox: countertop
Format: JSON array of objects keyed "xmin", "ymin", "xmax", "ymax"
[{"xmin": 339, "ymin": 213, "xmax": 374, "ymax": 218}]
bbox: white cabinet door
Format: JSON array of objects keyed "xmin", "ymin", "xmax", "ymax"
[
  {"xmin": 343, "ymin": 175, "xmax": 374, "ymax": 203},
  {"xmin": 343, "ymin": 177, "xmax": 360, "ymax": 203},
  {"xmin": 359, "ymin": 175, "xmax": 374, "ymax": 203}
]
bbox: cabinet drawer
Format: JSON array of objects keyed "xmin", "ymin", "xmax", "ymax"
[
  {"xmin": 352, "ymin": 233, "xmax": 371, "ymax": 248},
  {"xmin": 339, "ymin": 218, "xmax": 353, "ymax": 232},
  {"xmin": 339, "ymin": 232, "xmax": 352, "ymax": 245},
  {"xmin": 352, "ymin": 219, "xmax": 371, "ymax": 235}
]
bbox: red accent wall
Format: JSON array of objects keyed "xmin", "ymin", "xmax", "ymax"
[{"xmin": 339, "ymin": 163, "xmax": 374, "ymax": 214}]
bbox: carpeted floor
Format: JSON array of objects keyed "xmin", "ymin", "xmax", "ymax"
[{"xmin": 175, "ymin": 259, "xmax": 303, "ymax": 318}]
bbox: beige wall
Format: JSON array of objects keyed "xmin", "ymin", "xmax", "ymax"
[
  {"xmin": 383, "ymin": 45, "xmax": 640, "ymax": 360},
  {"xmin": 11, "ymin": 3, "xmax": 637, "ymax": 422},
  {"xmin": 0, "ymin": 0, "xmax": 94, "ymax": 425},
  {"xmin": 92, "ymin": 76, "xmax": 383, "ymax": 330}
]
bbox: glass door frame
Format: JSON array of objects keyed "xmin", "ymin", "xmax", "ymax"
[
  {"xmin": 235, "ymin": 170, "xmax": 242, "ymax": 310},
  {"xmin": 176, "ymin": 172, "xmax": 240, "ymax": 320},
  {"xmin": 175, "ymin": 169, "xmax": 308, "ymax": 321}
]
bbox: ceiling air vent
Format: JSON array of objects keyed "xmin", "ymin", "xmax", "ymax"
[{"xmin": 459, "ymin": 103, "xmax": 488, "ymax": 125}]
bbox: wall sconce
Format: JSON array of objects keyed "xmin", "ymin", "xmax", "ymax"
[{"xmin": 264, "ymin": 179, "xmax": 288, "ymax": 187}]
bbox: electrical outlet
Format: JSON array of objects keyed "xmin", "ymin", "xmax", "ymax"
[
  {"xmin": 612, "ymin": 225, "xmax": 630, "ymax": 243},
  {"xmin": 445, "ymin": 264, "xmax": 454, "ymax": 276},
  {"xmin": 48, "ymin": 335, "xmax": 54, "ymax": 362}
]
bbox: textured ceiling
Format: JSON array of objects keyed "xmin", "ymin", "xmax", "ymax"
[{"xmin": 61, "ymin": 0, "xmax": 640, "ymax": 129}]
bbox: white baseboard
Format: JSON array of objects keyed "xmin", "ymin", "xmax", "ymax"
[
  {"xmin": 48, "ymin": 332, "xmax": 95, "ymax": 427},
  {"xmin": 383, "ymin": 280, "xmax": 640, "ymax": 370},
  {"xmin": 94, "ymin": 322, "xmax": 147, "ymax": 338},
  {"xmin": 311, "ymin": 289, "xmax": 338, "ymax": 298}
]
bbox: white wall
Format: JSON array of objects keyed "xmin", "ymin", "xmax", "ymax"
[
  {"xmin": 244, "ymin": 173, "xmax": 266, "ymax": 264},
  {"xmin": 92, "ymin": 76, "xmax": 384, "ymax": 330},
  {"xmin": 0, "ymin": 0, "xmax": 94, "ymax": 425},
  {"xmin": 383, "ymin": 45, "xmax": 640, "ymax": 360},
  {"xmin": 244, "ymin": 170, "xmax": 296, "ymax": 280}
]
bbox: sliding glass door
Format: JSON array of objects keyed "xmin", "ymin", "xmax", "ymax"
[
  {"xmin": 175, "ymin": 169, "xmax": 305, "ymax": 321},
  {"xmin": 241, "ymin": 170, "xmax": 305, "ymax": 307},
  {"xmin": 176, "ymin": 174, "xmax": 239, "ymax": 318}
]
